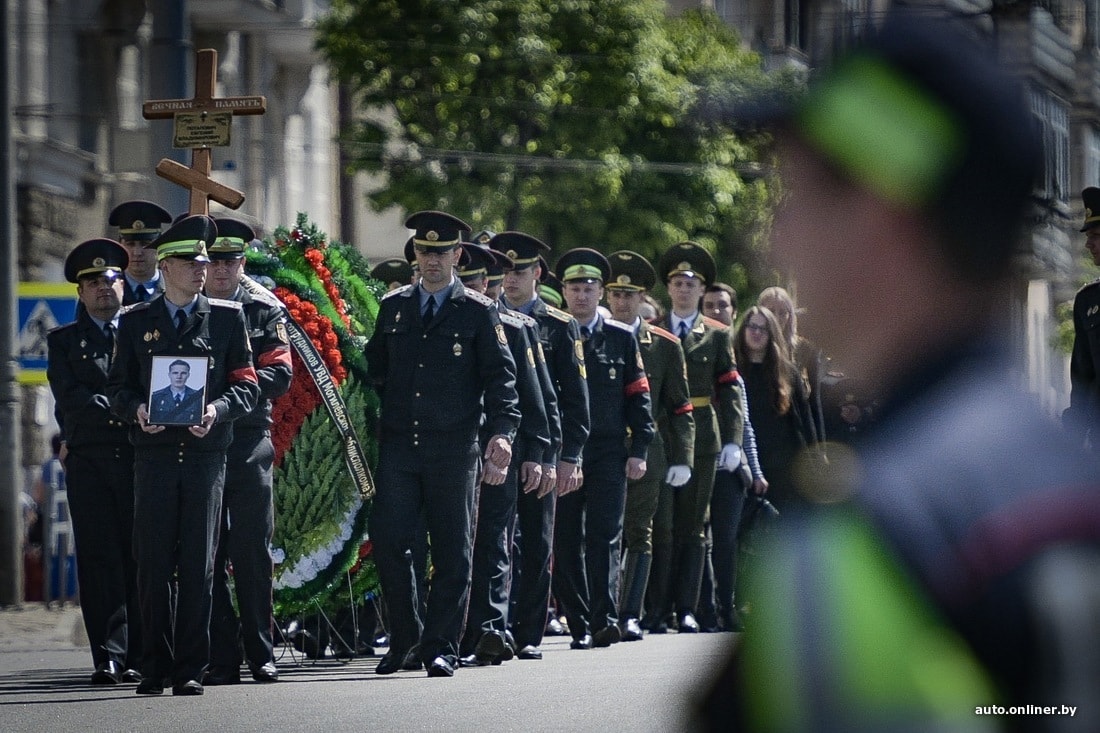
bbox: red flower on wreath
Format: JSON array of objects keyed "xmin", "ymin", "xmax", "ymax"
[{"xmin": 270, "ymin": 285, "xmax": 348, "ymax": 465}]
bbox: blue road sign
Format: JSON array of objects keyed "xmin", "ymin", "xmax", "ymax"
[{"xmin": 18, "ymin": 282, "xmax": 78, "ymax": 384}]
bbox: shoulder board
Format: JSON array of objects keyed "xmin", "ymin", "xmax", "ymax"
[
  {"xmin": 498, "ymin": 310, "xmax": 524, "ymax": 329},
  {"xmin": 505, "ymin": 309, "xmax": 536, "ymax": 328},
  {"xmin": 120, "ymin": 302, "xmax": 151, "ymax": 315},
  {"xmin": 208, "ymin": 297, "xmax": 243, "ymax": 310},
  {"xmin": 462, "ymin": 287, "xmax": 495, "ymax": 307},
  {"xmin": 544, "ymin": 305, "xmax": 573, "ymax": 323},
  {"xmin": 603, "ymin": 318, "xmax": 633, "ymax": 333},
  {"xmin": 47, "ymin": 321, "xmax": 78, "ymax": 336},
  {"xmin": 382, "ymin": 284, "xmax": 413, "ymax": 300},
  {"xmin": 1077, "ymin": 279, "xmax": 1100, "ymax": 296},
  {"xmin": 647, "ymin": 324, "xmax": 679, "ymax": 343},
  {"xmin": 701, "ymin": 315, "xmax": 728, "ymax": 330}
]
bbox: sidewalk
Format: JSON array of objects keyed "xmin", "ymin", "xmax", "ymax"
[{"xmin": 0, "ymin": 603, "xmax": 87, "ymax": 652}]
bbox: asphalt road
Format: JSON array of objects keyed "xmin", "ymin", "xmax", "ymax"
[{"xmin": 0, "ymin": 607, "xmax": 737, "ymax": 733}]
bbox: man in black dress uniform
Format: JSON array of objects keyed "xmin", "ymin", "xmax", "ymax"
[
  {"xmin": 107, "ymin": 215, "xmax": 259, "ymax": 696},
  {"xmin": 108, "ymin": 200, "xmax": 173, "ymax": 305},
  {"xmin": 365, "ymin": 210, "xmax": 520, "ymax": 678},
  {"xmin": 553, "ymin": 248, "xmax": 655, "ymax": 649},
  {"xmin": 47, "ymin": 239, "xmax": 142, "ymax": 685},
  {"xmin": 491, "ymin": 231, "xmax": 591, "ymax": 659},
  {"xmin": 203, "ymin": 218, "xmax": 293, "ymax": 685},
  {"xmin": 456, "ymin": 241, "xmax": 551, "ymax": 667}
]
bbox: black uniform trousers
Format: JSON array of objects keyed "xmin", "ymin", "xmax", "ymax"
[
  {"xmin": 461, "ymin": 437, "xmax": 523, "ymax": 655},
  {"xmin": 552, "ymin": 440, "xmax": 628, "ymax": 638},
  {"xmin": 209, "ymin": 427, "xmax": 276, "ymax": 670},
  {"xmin": 371, "ymin": 436, "xmax": 479, "ymax": 666},
  {"xmin": 65, "ymin": 445, "xmax": 141, "ymax": 669},
  {"xmin": 133, "ymin": 447, "xmax": 225, "ymax": 684},
  {"xmin": 699, "ymin": 467, "xmax": 746, "ymax": 620},
  {"xmin": 509, "ymin": 481, "xmax": 556, "ymax": 648}
]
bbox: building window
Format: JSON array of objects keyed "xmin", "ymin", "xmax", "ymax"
[{"xmin": 1031, "ymin": 88, "xmax": 1069, "ymax": 202}]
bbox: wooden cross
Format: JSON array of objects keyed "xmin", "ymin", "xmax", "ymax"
[{"xmin": 142, "ymin": 48, "xmax": 266, "ymax": 215}]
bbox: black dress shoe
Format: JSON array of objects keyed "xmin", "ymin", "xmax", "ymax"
[
  {"xmin": 136, "ymin": 677, "xmax": 165, "ymax": 695},
  {"xmin": 516, "ymin": 645, "xmax": 543, "ymax": 660},
  {"xmin": 458, "ymin": 653, "xmax": 486, "ymax": 668},
  {"xmin": 502, "ymin": 630, "xmax": 517, "ymax": 661},
  {"xmin": 401, "ymin": 648, "xmax": 424, "ymax": 671},
  {"xmin": 569, "ymin": 634, "xmax": 593, "ymax": 650},
  {"xmin": 250, "ymin": 662, "xmax": 279, "ymax": 682},
  {"xmin": 203, "ymin": 665, "xmax": 241, "ymax": 686},
  {"xmin": 172, "ymin": 679, "xmax": 204, "ymax": 696},
  {"xmin": 545, "ymin": 617, "xmax": 567, "ymax": 636},
  {"xmin": 474, "ymin": 630, "xmax": 507, "ymax": 664},
  {"xmin": 91, "ymin": 661, "xmax": 122, "ymax": 685},
  {"xmin": 427, "ymin": 656, "xmax": 455, "ymax": 678},
  {"xmin": 375, "ymin": 650, "xmax": 409, "ymax": 675},
  {"xmin": 677, "ymin": 612, "xmax": 700, "ymax": 633},
  {"xmin": 121, "ymin": 668, "xmax": 143, "ymax": 684},
  {"xmin": 621, "ymin": 617, "xmax": 644, "ymax": 641},
  {"xmin": 592, "ymin": 625, "xmax": 621, "ymax": 647}
]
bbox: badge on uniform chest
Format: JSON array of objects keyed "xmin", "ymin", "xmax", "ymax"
[
  {"xmin": 609, "ymin": 367, "xmax": 617, "ymax": 380},
  {"xmin": 453, "ymin": 342, "xmax": 463, "ymax": 356},
  {"xmin": 143, "ymin": 330, "xmax": 161, "ymax": 342}
]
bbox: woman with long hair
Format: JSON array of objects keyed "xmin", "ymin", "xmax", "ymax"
[
  {"xmin": 733, "ymin": 306, "xmax": 817, "ymax": 510},
  {"xmin": 757, "ymin": 286, "xmax": 826, "ymax": 445}
]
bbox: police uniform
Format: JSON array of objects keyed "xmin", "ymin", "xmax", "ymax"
[
  {"xmin": 1069, "ymin": 186, "xmax": 1100, "ymax": 448},
  {"xmin": 365, "ymin": 211, "xmax": 521, "ymax": 677},
  {"xmin": 648, "ymin": 242, "xmax": 744, "ymax": 633},
  {"xmin": 106, "ymin": 215, "xmax": 260, "ymax": 695},
  {"xmin": 456, "ymin": 242, "xmax": 551, "ymax": 665},
  {"xmin": 47, "ymin": 239, "xmax": 142, "ymax": 684},
  {"xmin": 205, "ymin": 219, "xmax": 293, "ymax": 684},
  {"xmin": 108, "ymin": 200, "xmax": 172, "ymax": 305},
  {"xmin": 605, "ymin": 251, "xmax": 695, "ymax": 641},
  {"xmin": 552, "ymin": 248, "xmax": 655, "ymax": 648},
  {"xmin": 490, "ymin": 231, "xmax": 589, "ymax": 658}
]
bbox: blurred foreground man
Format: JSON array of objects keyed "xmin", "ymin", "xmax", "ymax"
[{"xmin": 698, "ymin": 10, "xmax": 1100, "ymax": 733}]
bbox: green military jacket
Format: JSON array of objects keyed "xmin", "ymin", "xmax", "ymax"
[
  {"xmin": 636, "ymin": 321, "xmax": 695, "ymax": 468},
  {"xmin": 654, "ymin": 313, "xmax": 744, "ymax": 456}
]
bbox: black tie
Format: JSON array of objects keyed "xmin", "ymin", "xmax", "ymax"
[
  {"xmin": 581, "ymin": 325, "xmax": 591, "ymax": 341},
  {"xmin": 134, "ymin": 284, "xmax": 146, "ymax": 302},
  {"xmin": 175, "ymin": 309, "xmax": 187, "ymax": 334},
  {"xmin": 423, "ymin": 296, "xmax": 436, "ymax": 327},
  {"xmin": 175, "ymin": 394, "xmax": 182, "ymax": 407},
  {"xmin": 103, "ymin": 323, "xmax": 115, "ymax": 367},
  {"xmin": 678, "ymin": 321, "xmax": 689, "ymax": 340}
]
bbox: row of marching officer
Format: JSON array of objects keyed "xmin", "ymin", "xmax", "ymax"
[
  {"xmin": 364, "ymin": 210, "xmax": 770, "ymax": 677},
  {"xmin": 47, "ymin": 203, "xmax": 292, "ymax": 696}
]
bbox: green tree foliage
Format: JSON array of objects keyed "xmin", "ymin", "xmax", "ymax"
[{"xmin": 317, "ymin": 0, "xmax": 799, "ymax": 290}]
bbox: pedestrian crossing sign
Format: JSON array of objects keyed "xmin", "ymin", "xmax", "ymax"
[{"xmin": 18, "ymin": 282, "xmax": 78, "ymax": 384}]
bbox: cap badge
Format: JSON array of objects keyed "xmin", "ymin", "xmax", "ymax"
[
  {"xmin": 93, "ymin": 257, "xmax": 106, "ymax": 268},
  {"xmin": 426, "ymin": 230, "xmax": 439, "ymax": 242},
  {"xmin": 133, "ymin": 219, "xmax": 145, "ymax": 230},
  {"xmin": 678, "ymin": 261, "xmax": 691, "ymax": 271},
  {"xmin": 506, "ymin": 250, "xmax": 518, "ymax": 260},
  {"xmin": 617, "ymin": 275, "xmax": 631, "ymax": 285}
]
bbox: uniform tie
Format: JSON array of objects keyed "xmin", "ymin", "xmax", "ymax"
[
  {"xmin": 134, "ymin": 283, "xmax": 146, "ymax": 302},
  {"xmin": 175, "ymin": 309, "xmax": 187, "ymax": 334},
  {"xmin": 103, "ymin": 323, "xmax": 115, "ymax": 367},
  {"xmin": 175, "ymin": 394, "xmax": 182, "ymax": 407},
  {"xmin": 422, "ymin": 295, "xmax": 436, "ymax": 327},
  {"xmin": 678, "ymin": 321, "xmax": 689, "ymax": 340},
  {"xmin": 580, "ymin": 325, "xmax": 591, "ymax": 341}
]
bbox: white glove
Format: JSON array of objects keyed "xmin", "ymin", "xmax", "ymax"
[
  {"xmin": 718, "ymin": 443, "xmax": 742, "ymax": 472},
  {"xmin": 665, "ymin": 465, "xmax": 691, "ymax": 487}
]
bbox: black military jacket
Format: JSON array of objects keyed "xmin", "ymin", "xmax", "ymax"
[
  {"xmin": 225, "ymin": 285, "xmax": 293, "ymax": 430},
  {"xmin": 107, "ymin": 294, "xmax": 260, "ymax": 452},
  {"xmin": 497, "ymin": 308, "xmax": 551, "ymax": 465},
  {"xmin": 365, "ymin": 280, "xmax": 520, "ymax": 445},
  {"xmin": 583, "ymin": 315, "xmax": 656, "ymax": 460},
  {"xmin": 527, "ymin": 299, "xmax": 590, "ymax": 465},
  {"xmin": 1070, "ymin": 280, "xmax": 1100, "ymax": 442},
  {"xmin": 46, "ymin": 309, "xmax": 130, "ymax": 449}
]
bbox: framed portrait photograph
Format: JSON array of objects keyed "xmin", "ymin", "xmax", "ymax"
[{"xmin": 148, "ymin": 355, "xmax": 209, "ymax": 426}]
